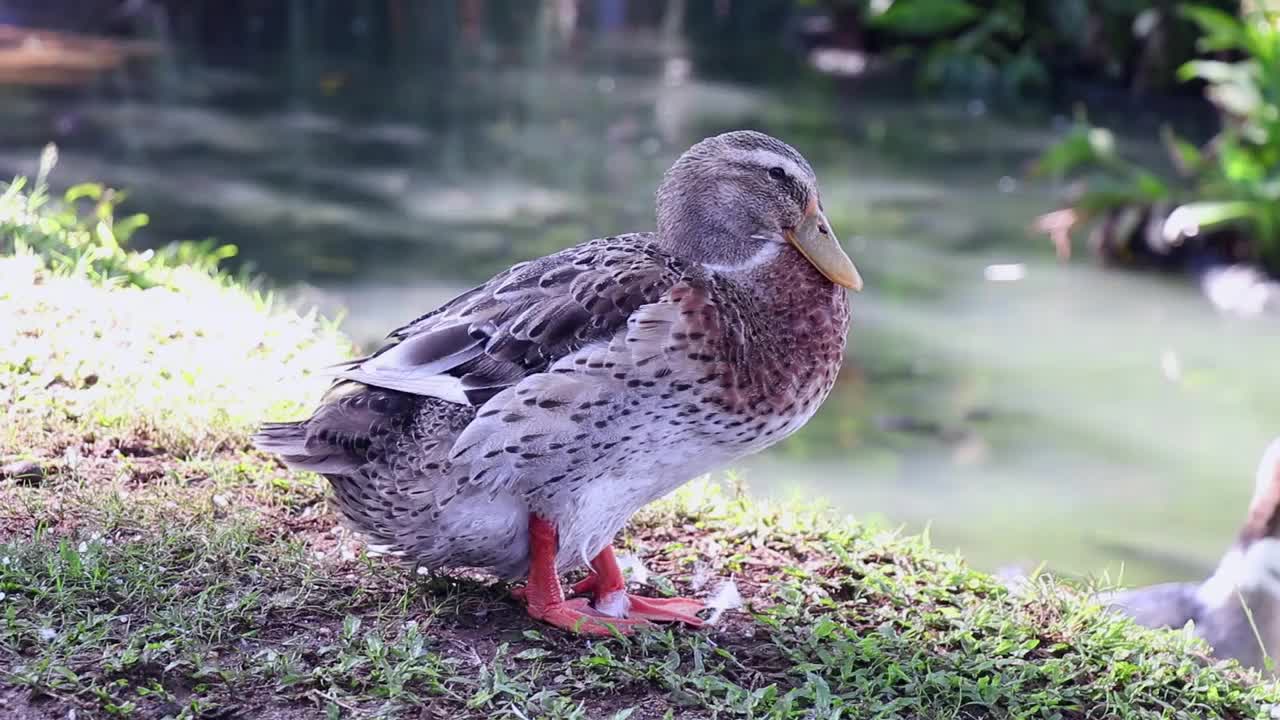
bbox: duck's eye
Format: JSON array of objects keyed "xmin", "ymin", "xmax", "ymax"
[{"xmin": 768, "ymin": 166, "xmax": 787, "ymax": 181}]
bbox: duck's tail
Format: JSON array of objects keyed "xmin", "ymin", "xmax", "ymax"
[
  {"xmin": 252, "ymin": 420, "xmax": 313, "ymax": 466},
  {"xmin": 251, "ymin": 420, "xmax": 362, "ymax": 475},
  {"xmin": 250, "ymin": 381, "xmax": 408, "ymax": 475}
]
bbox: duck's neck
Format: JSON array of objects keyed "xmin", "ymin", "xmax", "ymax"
[
  {"xmin": 696, "ymin": 241, "xmax": 850, "ymax": 415},
  {"xmin": 740, "ymin": 241, "xmax": 847, "ymax": 313}
]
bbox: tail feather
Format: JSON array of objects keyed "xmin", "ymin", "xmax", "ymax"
[
  {"xmin": 251, "ymin": 383, "xmax": 498, "ymax": 569},
  {"xmin": 251, "ymin": 419, "xmax": 365, "ymax": 474},
  {"xmin": 251, "ymin": 421, "xmax": 308, "ymax": 454}
]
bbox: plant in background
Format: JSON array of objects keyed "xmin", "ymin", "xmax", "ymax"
[
  {"xmin": 1173, "ymin": 3, "xmax": 1280, "ymax": 264},
  {"xmin": 854, "ymin": 0, "xmax": 1238, "ymax": 97},
  {"xmin": 1033, "ymin": 4, "xmax": 1280, "ymax": 275},
  {"xmin": 867, "ymin": 0, "xmax": 1049, "ymax": 96},
  {"xmin": 0, "ymin": 144, "xmax": 239, "ymax": 289}
]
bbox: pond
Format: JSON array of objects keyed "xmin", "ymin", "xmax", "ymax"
[{"xmin": 2, "ymin": 4, "xmax": 1279, "ymax": 588}]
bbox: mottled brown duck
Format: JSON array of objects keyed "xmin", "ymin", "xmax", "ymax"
[{"xmin": 253, "ymin": 130, "xmax": 862, "ymax": 634}]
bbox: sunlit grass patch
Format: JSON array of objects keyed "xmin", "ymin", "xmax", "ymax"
[
  {"xmin": 0, "ymin": 166, "xmax": 351, "ymax": 462},
  {"xmin": 0, "ymin": 256, "xmax": 348, "ymax": 456}
]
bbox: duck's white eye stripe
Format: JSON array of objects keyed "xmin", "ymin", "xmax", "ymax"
[{"xmin": 738, "ymin": 149, "xmax": 806, "ymax": 180}]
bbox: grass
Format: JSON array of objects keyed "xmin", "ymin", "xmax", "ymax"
[{"xmin": 3, "ymin": 174, "xmax": 1280, "ymax": 719}]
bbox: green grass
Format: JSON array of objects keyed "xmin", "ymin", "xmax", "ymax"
[{"xmin": 2, "ymin": 174, "xmax": 1279, "ymax": 719}]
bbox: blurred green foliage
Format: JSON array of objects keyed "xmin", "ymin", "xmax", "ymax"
[
  {"xmin": 869, "ymin": 0, "xmax": 1050, "ymax": 95},
  {"xmin": 1035, "ymin": 4, "xmax": 1280, "ymax": 270},
  {"xmin": 0, "ymin": 144, "xmax": 239, "ymax": 289},
  {"xmin": 814, "ymin": 0, "xmax": 1239, "ymax": 97}
]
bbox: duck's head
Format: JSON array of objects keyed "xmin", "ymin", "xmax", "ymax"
[
  {"xmin": 1195, "ymin": 435, "xmax": 1280, "ymax": 610},
  {"xmin": 656, "ymin": 130, "xmax": 863, "ymax": 291},
  {"xmin": 1240, "ymin": 436, "xmax": 1280, "ymax": 545}
]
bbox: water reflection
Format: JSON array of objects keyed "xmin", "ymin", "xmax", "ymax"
[{"xmin": 1, "ymin": 2, "xmax": 1279, "ymax": 588}]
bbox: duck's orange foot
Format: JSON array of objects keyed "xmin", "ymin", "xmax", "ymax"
[
  {"xmin": 563, "ymin": 552, "xmax": 705, "ymax": 626},
  {"xmin": 515, "ymin": 572, "xmax": 597, "ymax": 601},
  {"xmin": 526, "ymin": 597, "xmax": 653, "ymax": 636},
  {"xmin": 518, "ymin": 516, "xmax": 706, "ymax": 635},
  {"xmin": 620, "ymin": 594, "xmax": 706, "ymax": 626}
]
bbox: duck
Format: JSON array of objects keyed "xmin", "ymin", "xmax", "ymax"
[
  {"xmin": 253, "ymin": 130, "xmax": 862, "ymax": 635},
  {"xmin": 1100, "ymin": 436, "xmax": 1280, "ymax": 672}
]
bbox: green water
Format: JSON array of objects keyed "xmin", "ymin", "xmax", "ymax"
[{"xmin": 1, "ymin": 7, "xmax": 1278, "ymax": 587}]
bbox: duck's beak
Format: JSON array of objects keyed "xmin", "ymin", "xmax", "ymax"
[{"xmin": 786, "ymin": 199, "xmax": 863, "ymax": 291}]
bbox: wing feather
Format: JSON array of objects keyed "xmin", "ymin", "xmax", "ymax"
[
  {"xmin": 446, "ymin": 282, "xmax": 733, "ymax": 497},
  {"xmin": 333, "ymin": 234, "xmax": 685, "ymax": 406}
]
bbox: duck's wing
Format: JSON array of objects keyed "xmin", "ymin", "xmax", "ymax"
[{"xmin": 333, "ymin": 234, "xmax": 687, "ymax": 406}]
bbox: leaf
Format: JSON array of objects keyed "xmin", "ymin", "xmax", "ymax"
[
  {"xmin": 112, "ymin": 213, "xmax": 149, "ymax": 245},
  {"xmin": 870, "ymin": 0, "xmax": 979, "ymax": 37},
  {"xmin": 1177, "ymin": 59, "xmax": 1250, "ymax": 85},
  {"xmin": 64, "ymin": 183, "xmax": 103, "ymax": 204},
  {"xmin": 812, "ymin": 618, "xmax": 840, "ymax": 640},
  {"xmin": 95, "ymin": 220, "xmax": 119, "ymax": 252},
  {"xmin": 1072, "ymin": 186, "xmax": 1156, "ymax": 214},
  {"xmin": 1254, "ymin": 177, "xmax": 1280, "ymax": 200},
  {"xmin": 1219, "ymin": 138, "xmax": 1267, "ymax": 182},
  {"xmin": 1033, "ymin": 126, "xmax": 1118, "ymax": 178},
  {"xmin": 1181, "ymin": 5, "xmax": 1247, "ymax": 53},
  {"xmin": 1002, "ymin": 46, "xmax": 1049, "ymax": 95},
  {"xmin": 513, "ymin": 647, "xmax": 553, "ymax": 660},
  {"xmin": 1164, "ymin": 201, "xmax": 1257, "ymax": 239},
  {"xmin": 1134, "ymin": 171, "xmax": 1170, "ymax": 200},
  {"xmin": 1034, "ymin": 132, "xmax": 1093, "ymax": 177},
  {"xmin": 1207, "ymin": 77, "xmax": 1264, "ymax": 118},
  {"xmin": 1160, "ymin": 126, "xmax": 1203, "ymax": 176}
]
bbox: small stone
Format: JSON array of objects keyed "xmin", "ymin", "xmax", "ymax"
[{"xmin": 0, "ymin": 460, "xmax": 44, "ymax": 484}]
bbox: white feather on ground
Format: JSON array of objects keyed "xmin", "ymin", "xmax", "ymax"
[
  {"xmin": 613, "ymin": 552, "xmax": 651, "ymax": 586},
  {"xmin": 689, "ymin": 561, "xmax": 713, "ymax": 592},
  {"xmin": 705, "ymin": 579, "xmax": 743, "ymax": 625}
]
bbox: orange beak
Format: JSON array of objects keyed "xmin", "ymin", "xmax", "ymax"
[{"xmin": 785, "ymin": 198, "xmax": 863, "ymax": 291}]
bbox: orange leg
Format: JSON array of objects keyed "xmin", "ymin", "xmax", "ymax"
[
  {"xmin": 520, "ymin": 515, "xmax": 650, "ymax": 636},
  {"xmin": 567, "ymin": 545, "xmax": 623, "ymax": 597},
  {"xmin": 581, "ymin": 545, "xmax": 705, "ymax": 626},
  {"xmin": 516, "ymin": 516, "xmax": 705, "ymax": 633}
]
